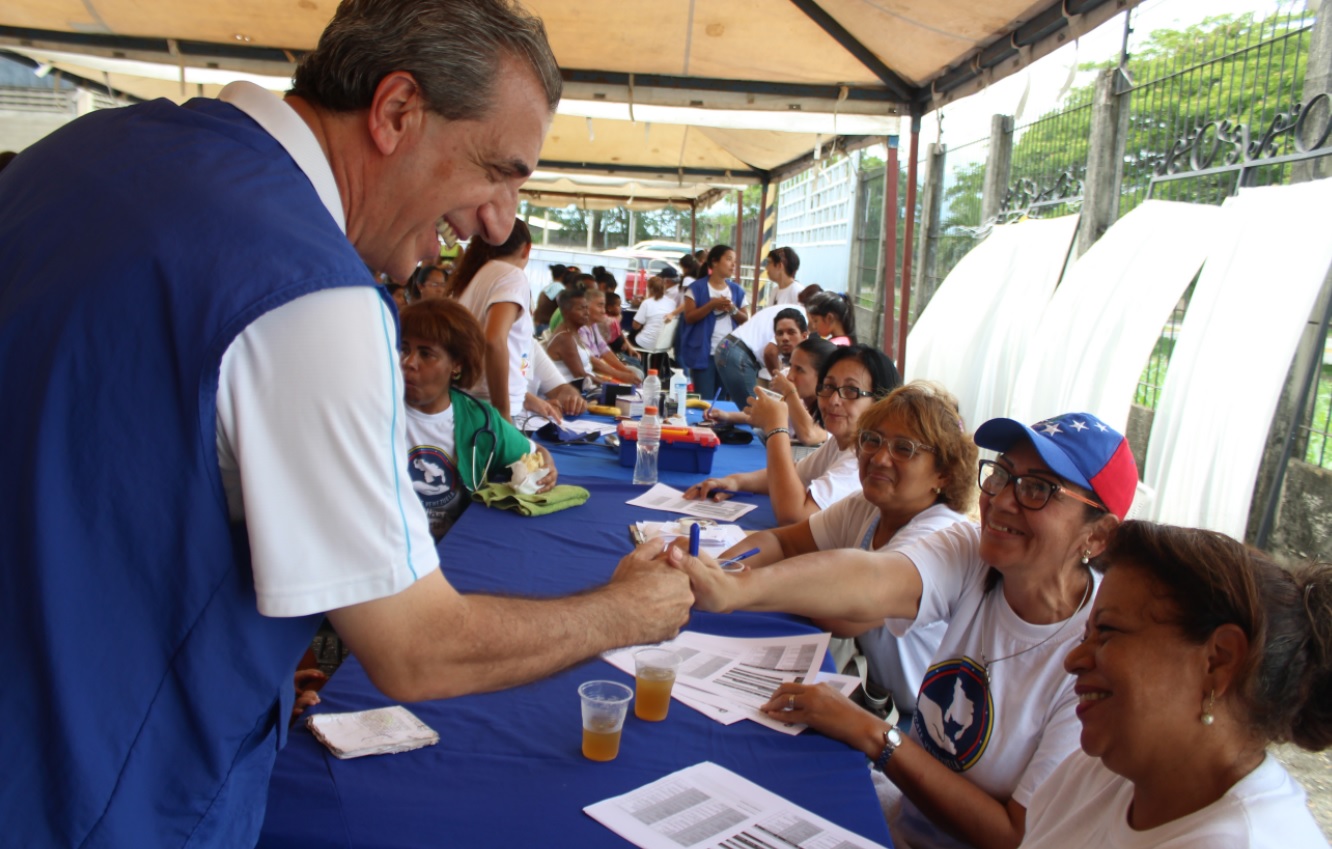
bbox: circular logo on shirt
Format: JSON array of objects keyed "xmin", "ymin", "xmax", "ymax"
[
  {"xmin": 912, "ymin": 656, "xmax": 994, "ymax": 772},
  {"xmin": 407, "ymin": 444, "xmax": 463, "ymax": 532}
]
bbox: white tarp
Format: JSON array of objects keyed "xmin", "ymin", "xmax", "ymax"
[
  {"xmin": 906, "ymin": 215, "xmax": 1078, "ymax": 429},
  {"xmin": 1007, "ymin": 200, "xmax": 1220, "ymax": 430},
  {"xmin": 1143, "ymin": 179, "xmax": 1332, "ymax": 538}
]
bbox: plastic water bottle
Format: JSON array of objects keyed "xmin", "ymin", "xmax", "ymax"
[
  {"xmin": 670, "ymin": 371, "xmax": 690, "ymax": 419},
  {"xmin": 641, "ymin": 369, "xmax": 662, "ymax": 416},
  {"xmin": 633, "ymin": 406, "xmax": 661, "ymax": 486}
]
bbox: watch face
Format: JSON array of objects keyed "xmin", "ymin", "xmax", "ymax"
[{"xmin": 887, "ymin": 727, "xmax": 903, "ymax": 747}]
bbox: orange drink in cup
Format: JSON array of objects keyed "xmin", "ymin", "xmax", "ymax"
[
  {"xmin": 579, "ymin": 680, "xmax": 632, "ymax": 761},
  {"xmin": 633, "ymin": 648, "xmax": 681, "ymax": 722}
]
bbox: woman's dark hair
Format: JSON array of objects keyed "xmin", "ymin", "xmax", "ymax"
[
  {"xmin": 1104, "ymin": 522, "xmax": 1332, "ymax": 751},
  {"xmin": 702, "ymin": 244, "xmax": 734, "ymax": 279},
  {"xmin": 807, "ymin": 291, "xmax": 857, "ymax": 343},
  {"xmin": 816, "ymin": 343, "xmax": 900, "ymax": 400},
  {"xmin": 767, "ymin": 246, "xmax": 801, "ymax": 277},
  {"xmin": 594, "ymin": 268, "xmax": 618, "ymax": 292},
  {"xmin": 445, "ymin": 218, "xmax": 531, "ymax": 298},
  {"xmin": 795, "ymin": 336, "xmax": 837, "ymax": 376},
  {"xmin": 399, "ymin": 298, "xmax": 485, "ymax": 389},
  {"xmin": 549, "ymin": 263, "xmax": 567, "ymax": 281},
  {"xmin": 556, "ymin": 287, "xmax": 586, "ymax": 312},
  {"xmin": 679, "ymin": 253, "xmax": 701, "ymax": 279}
]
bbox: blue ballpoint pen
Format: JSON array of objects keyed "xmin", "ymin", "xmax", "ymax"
[
  {"xmin": 718, "ymin": 547, "xmax": 761, "ymax": 572},
  {"xmin": 688, "ymin": 522, "xmax": 701, "ymax": 557}
]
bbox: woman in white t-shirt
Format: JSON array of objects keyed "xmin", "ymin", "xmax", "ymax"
[
  {"xmin": 677, "ymin": 410, "xmax": 1140, "ymax": 849},
  {"xmin": 717, "ymin": 382, "xmax": 977, "ymax": 724},
  {"xmin": 1021, "ymin": 522, "xmax": 1332, "ymax": 849},
  {"xmin": 445, "ymin": 218, "xmax": 533, "ymax": 423},
  {"xmin": 761, "ymin": 246, "xmax": 802, "ymax": 307},
  {"xmin": 684, "ymin": 344, "xmax": 899, "ymax": 526}
]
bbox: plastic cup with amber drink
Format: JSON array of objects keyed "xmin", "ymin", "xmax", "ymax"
[
  {"xmin": 579, "ymin": 680, "xmax": 633, "ymax": 761},
  {"xmin": 633, "ymin": 648, "xmax": 681, "ymax": 722}
]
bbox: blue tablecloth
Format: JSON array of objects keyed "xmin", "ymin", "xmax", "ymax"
[{"xmin": 258, "ymin": 429, "xmax": 892, "ymax": 849}]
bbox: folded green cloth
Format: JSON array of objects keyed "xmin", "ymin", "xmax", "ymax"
[{"xmin": 471, "ymin": 483, "xmax": 590, "ymax": 516}]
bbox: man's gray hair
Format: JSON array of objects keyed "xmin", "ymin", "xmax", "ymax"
[{"xmin": 290, "ymin": 0, "xmax": 561, "ymax": 120}]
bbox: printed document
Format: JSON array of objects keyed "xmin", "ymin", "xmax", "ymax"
[
  {"xmin": 585, "ymin": 761, "xmax": 889, "ymax": 849},
  {"xmin": 627, "ymin": 483, "xmax": 757, "ymax": 521}
]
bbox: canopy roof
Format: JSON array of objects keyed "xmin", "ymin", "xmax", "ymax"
[{"xmin": 0, "ymin": 0, "xmax": 1136, "ymax": 206}]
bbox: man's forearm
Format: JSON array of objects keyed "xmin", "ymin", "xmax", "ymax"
[{"xmin": 330, "ymin": 560, "xmax": 690, "ymax": 703}]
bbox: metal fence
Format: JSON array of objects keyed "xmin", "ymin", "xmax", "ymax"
[
  {"xmin": 1121, "ymin": 6, "xmax": 1317, "ymax": 212},
  {"xmin": 933, "ymin": 136, "xmax": 988, "ymax": 286},
  {"xmin": 1119, "ymin": 7, "xmax": 1324, "ymax": 468}
]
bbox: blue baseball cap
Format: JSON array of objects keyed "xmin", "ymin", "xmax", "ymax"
[{"xmin": 974, "ymin": 412, "xmax": 1137, "ymax": 520}]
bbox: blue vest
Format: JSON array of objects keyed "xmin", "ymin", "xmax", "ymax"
[
  {"xmin": 677, "ymin": 277, "xmax": 746, "ymax": 369},
  {"xmin": 0, "ymin": 98, "xmax": 385, "ymax": 847}
]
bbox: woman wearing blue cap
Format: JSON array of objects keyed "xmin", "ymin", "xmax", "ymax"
[{"xmin": 673, "ymin": 411, "xmax": 1138, "ymax": 849}]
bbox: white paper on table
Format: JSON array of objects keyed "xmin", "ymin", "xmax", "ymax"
[
  {"xmin": 305, "ymin": 705, "xmax": 439, "ymax": 760},
  {"xmin": 584, "ymin": 760, "xmax": 889, "ymax": 849},
  {"xmin": 671, "ymin": 680, "xmax": 748, "ymax": 725},
  {"xmin": 635, "ymin": 520, "xmax": 748, "ymax": 554},
  {"xmin": 626, "ymin": 483, "xmax": 758, "ymax": 522},
  {"xmin": 603, "ymin": 630, "xmax": 830, "ymax": 729},
  {"xmin": 747, "ymin": 671, "xmax": 862, "ymax": 736},
  {"xmin": 523, "ymin": 416, "xmax": 619, "ymax": 436}
]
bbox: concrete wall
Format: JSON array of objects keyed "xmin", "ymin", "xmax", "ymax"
[{"xmin": 1269, "ymin": 461, "xmax": 1332, "ymax": 564}]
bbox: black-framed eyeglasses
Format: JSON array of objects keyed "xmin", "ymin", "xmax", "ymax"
[
  {"xmin": 857, "ymin": 431, "xmax": 935, "ymax": 461},
  {"xmin": 815, "ymin": 383, "xmax": 875, "ymax": 400},
  {"xmin": 977, "ymin": 459, "xmax": 1104, "ymax": 512}
]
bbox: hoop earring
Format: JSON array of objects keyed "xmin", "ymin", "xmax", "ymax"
[{"xmin": 1201, "ymin": 689, "xmax": 1215, "ymax": 726}]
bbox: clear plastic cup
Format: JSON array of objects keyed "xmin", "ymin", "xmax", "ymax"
[
  {"xmin": 633, "ymin": 649, "xmax": 681, "ymax": 721},
  {"xmin": 579, "ymin": 680, "xmax": 633, "ymax": 761}
]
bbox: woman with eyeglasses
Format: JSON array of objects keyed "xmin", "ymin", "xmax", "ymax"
[
  {"xmin": 715, "ymin": 382, "xmax": 977, "ymax": 728},
  {"xmin": 672, "ymin": 411, "xmax": 1138, "ymax": 849},
  {"xmin": 684, "ymin": 344, "xmax": 900, "ymax": 526}
]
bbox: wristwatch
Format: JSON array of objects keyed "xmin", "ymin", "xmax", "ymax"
[{"xmin": 874, "ymin": 727, "xmax": 903, "ymax": 772}]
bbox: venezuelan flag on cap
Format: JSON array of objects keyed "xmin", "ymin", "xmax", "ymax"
[{"xmin": 974, "ymin": 412, "xmax": 1137, "ymax": 520}]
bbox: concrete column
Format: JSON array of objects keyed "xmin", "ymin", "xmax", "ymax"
[
  {"xmin": 912, "ymin": 143, "xmax": 947, "ymax": 318},
  {"xmin": 1293, "ymin": 2, "xmax": 1332, "ymax": 184},
  {"xmin": 980, "ymin": 114, "xmax": 1013, "ymax": 225},
  {"xmin": 1075, "ymin": 68, "xmax": 1131, "ymax": 257}
]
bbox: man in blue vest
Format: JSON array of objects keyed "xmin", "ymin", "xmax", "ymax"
[{"xmin": 0, "ymin": 1, "xmax": 692, "ymax": 846}]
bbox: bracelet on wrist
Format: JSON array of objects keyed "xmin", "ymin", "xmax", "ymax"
[{"xmin": 764, "ymin": 426, "xmax": 792, "ymax": 441}]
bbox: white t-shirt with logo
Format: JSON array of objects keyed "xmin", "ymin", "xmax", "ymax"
[
  {"xmin": 887, "ymin": 522, "xmax": 1096, "ymax": 849},
  {"xmin": 455, "ymin": 259, "xmax": 533, "ymax": 416},
  {"xmin": 794, "ymin": 438, "xmax": 862, "ymax": 509},
  {"xmin": 403, "ymin": 406, "xmax": 467, "ymax": 539},
  {"xmin": 1023, "ymin": 751, "xmax": 1329, "ymax": 849},
  {"xmin": 808, "ymin": 500, "xmax": 966, "ymax": 715}
]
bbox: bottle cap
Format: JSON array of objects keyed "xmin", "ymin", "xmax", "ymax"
[
  {"xmin": 644, "ymin": 406, "xmax": 659, "ymax": 414},
  {"xmin": 647, "ymin": 369, "xmax": 658, "ymax": 375}
]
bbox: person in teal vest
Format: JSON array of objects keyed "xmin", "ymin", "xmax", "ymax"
[{"xmin": 400, "ymin": 298, "xmax": 556, "ymax": 539}]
